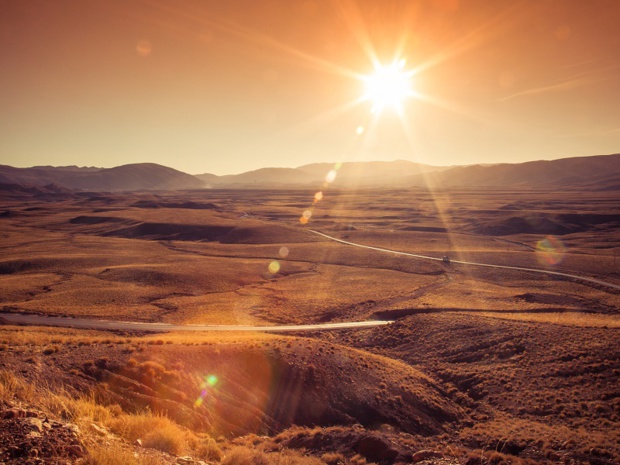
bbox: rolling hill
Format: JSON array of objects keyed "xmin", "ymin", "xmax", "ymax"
[
  {"xmin": 407, "ymin": 153, "xmax": 620, "ymax": 189},
  {"xmin": 1, "ymin": 153, "xmax": 618, "ymax": 191},
  {"xmin": 196, "ymin": 161, "xmax": 446, "ymax": 187},
  {"xmin": 197, "ymin": 153, "xmax": 619, "ymax": 189},
  {"xmin": 0, "ymin": 163, "xmax": 205, "ymax": 191}
]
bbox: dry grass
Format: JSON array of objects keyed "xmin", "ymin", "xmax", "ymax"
[
  {"xmin": 471, "ymin": 311, "xmax": 620, "ymax": 328},
  {"xmin": 0, "ymin": 368, "xmax": 226, "ymax": 461},
  {"xmin": 109, "ymin": 413, "xmax": 187, "ymax": 454},
  {"xmin": 190, "ymin": 435, "xmax": 223, "ymax": 461},
  {"xmin": 221, "ymin": 446, "xmax": 325, "ymax": 465},
  {"xmin": 0, "ymin": 369, "xmax": 36, "ymax": 403},
  {"xmin": 40, "ymin": 391, "xmax": 113, "ymax": 425},
  {"xmin": 84, "ymin": 444, "xmax": 168, "ymax": 465},
  {"xmin": 0, "ymin": 325, "xmax": 129, "ymax": 346},
  {"xmin": 321, "ymin": 452, "xmax": 346, "ymax": 465},
  {"xmin": 2, "ymin": 188, "xmax": 620, "ymax": 464},
  {"xmin": 462, "ymin": 416, "xmax": 620, "ymax": 462}
]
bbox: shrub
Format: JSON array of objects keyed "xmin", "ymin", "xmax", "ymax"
[
  {"xmin": 42, "ymin": 345, "xmax": 60, "ymax": 355},
  {"xmin": 109, "ymin": 412, "xmax": 186, "ymax": 455},
  {"xmin": 321, "ymin": 452, "xmax": 346, "ymax": 465},
  {"xmin": 348, "ymin": 455, "xmax": 370, "ymax": 465},
  {"xmin": 84, "ymin": 444, "xmax": 167, "ymax": 465},
  {"xmin": 221, "ymin": 447, "xmax": 325, "ymax": 465},
  {"xmin": 142, "ymin": 426, "xmax": 186, "ymax": 455},
  {"xmin": 0, "ymin": 370, "xmax": 35, "ymax": 403},
  {"xmin": 221, "ymin": 447, "xmax": 270, "ymax": 465},
  {"xmin": 95, "ymin": 357, "xmax": 110, "ymax": 369},
  {"xmin": 41, "ymin": 391, "xmax": 112, "ymax": 425},
  {"xmin": 194, "ymin": 436, "xmax": 223, "ymax": 461}
]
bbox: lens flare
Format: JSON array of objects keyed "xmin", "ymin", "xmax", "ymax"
[
  {"xmin": 268, "ymin": 260, "xmax": 281, "ymax": 273},
  {"xmin": 356, "ymin": 126, "xmax": 364, "ymax": 135},
  {"xmin": 301, "ymin": 164, "xmax": 341, "ymax": 225},
  {"xmin": 136, "ymin": 39, "xmax": 152, "ymax": 57},
  {"xmin": 279, "ymin": 246, "xmax": 289, "ymax": 258},
  {"xmin": 535, "ymin": 236, "xmax": 566, "ymax": 266},
  {"xmin": 195, "ymin": 374, "xmax": 219, "ymax": 407}
]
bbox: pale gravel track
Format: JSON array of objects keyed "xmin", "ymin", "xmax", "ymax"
[
  {"xmin": 309, "ymin": 230, "xmax": 620, "ymax": 292},
  {"xmin": 0, "ymin": 312, "xmax": 390, "ymax": 332},
  {"xmin": 3, "ymin": 229, "xmax": 617, "ymax": 333}
]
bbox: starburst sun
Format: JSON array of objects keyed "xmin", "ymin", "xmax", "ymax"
[{"xmin": 362, "ymin": 59, "xmax": 415, "ymax": 113}]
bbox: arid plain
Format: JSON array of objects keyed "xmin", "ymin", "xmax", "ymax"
[{"xmin": 1, "ymin": 186, "xmax": 619, "ymax": 464}]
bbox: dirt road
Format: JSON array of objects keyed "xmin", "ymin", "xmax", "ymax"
[
  {"xmin": 309, "ymin": 230, "xmax": 620, "ymax": 291},
  {"xmin": 0, "ymin": 312, "xmax": 390, "ymax": 332}
]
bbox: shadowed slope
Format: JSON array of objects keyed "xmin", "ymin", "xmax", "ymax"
[{"xmin": 10, "ymin": 337, "xmax": 463, "ymax": 438}]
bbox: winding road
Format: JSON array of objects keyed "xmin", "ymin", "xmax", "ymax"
[
  {"xmin": 0, "ymin": 312, "xmax": 390, "ymax": 333},
  {"xmin": 309, "ymin": 230, "xmax": 620, "ymax": 292},
  {"xmin": 3, "ymin": 228, "xmax": 618, "ymax": 333}
]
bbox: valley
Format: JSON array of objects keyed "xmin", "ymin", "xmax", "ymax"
[{"xmin": 1, "ymin": 185, "xmax": 619, "ymax": 464}]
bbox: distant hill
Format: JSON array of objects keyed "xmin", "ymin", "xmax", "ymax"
[
  {"xmin": 297, "ymin": 160, "xmax": 446, "ymax": 185},
  {"xmin": 196, "ymin": 154, "xmax": 619, "ymax": 189},
  {"xmin": 0, "ymin": 163, "xmax": 205, "ymax": 191},
  {"xmin": 0, "ymin": 182, "xmax": 74, "ymax": 201},
  {"xmin": 2, "ymin": 153, "xmax": 618, "ymax": 191},
  {"xmin": 195, "ymin": 160, "xmax": 446, "ymax": 187},
  {"xmin": 203, "ymin": 167, "xmax": 317, "ymax": 186},
  {"xmin": 407, "ymin": 153, "xmax": 620, "ymax": 189}
]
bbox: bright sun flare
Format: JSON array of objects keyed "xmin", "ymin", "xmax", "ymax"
[{"xmin": 363, "ymin": 59, "xmax": 413, "ymax": 112}]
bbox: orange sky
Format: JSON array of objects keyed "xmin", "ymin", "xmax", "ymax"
[{"xmin": 1, "ymin": 0, "xmax": 619, "ymax": 175}]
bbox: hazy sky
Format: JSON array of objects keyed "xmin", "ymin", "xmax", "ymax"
[{"xmin": 1, "ymin": 0, "xmax": 619, "ymax": 175}]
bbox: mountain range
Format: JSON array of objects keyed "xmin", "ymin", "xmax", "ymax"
[{"xmin": 1, "ymin": 153, "xmax": 618, "ymax": 192}]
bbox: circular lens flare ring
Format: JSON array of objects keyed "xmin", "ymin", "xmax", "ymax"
[{"xmin": 535, "ymin": 236, "xmax": 566, "ymax": 266}]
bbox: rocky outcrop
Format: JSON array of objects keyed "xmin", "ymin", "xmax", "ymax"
[{"xmin": 0, "ymin": 403, "xmax": 85, "ymax": 464}]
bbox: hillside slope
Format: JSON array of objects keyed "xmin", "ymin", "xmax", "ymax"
[
  {"xmin": 409, "ymin": 153, "xmax": 620, "ymax": 189},
  {"xmin": 0, "ymin": 163, "xmax": 205, "ymax": 191}
]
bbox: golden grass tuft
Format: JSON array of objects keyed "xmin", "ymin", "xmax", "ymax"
[
  {"xmin": 221, "ymin": 446, "xmax": 325, "ymax": 465},
  {"xmin": 109, "ymin": 412, "xmax": 187, "ymax": 455},
  {"xmin": 321, "ymin": 452, "xmax": 346, "ymax": 465},
  {"xmin": 40, "ymin": 390, "xmax": 113, "ymax": 425},
  {"xmin": 0, "ymin": 369, "xmax": 36, "ymax": 403},
  {"xmin": 142, "ymin": 426, "xmax": 186, "ymax": 455},
  {"xmin": 84, "ymin": 444, "xmax": 167, "ymax": 465},
  {"xmin": 190, "ymin": 435, "xmax": 223, "ymax": 461}
]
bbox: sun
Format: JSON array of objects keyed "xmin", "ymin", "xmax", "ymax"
[{"xmin": 362, "ymin": 59, "xmax": 414, "ymax": 112}]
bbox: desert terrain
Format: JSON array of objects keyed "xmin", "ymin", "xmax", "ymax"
[{"xmin": 1, "ymin": 185, "xmax": 619, "ymax": 464}]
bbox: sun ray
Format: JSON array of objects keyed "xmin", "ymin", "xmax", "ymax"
[
  {"xmin": 335, "ymin": 0, "xmax": 380, "ymax": 68},
  {"xmin": 140, "ymin": 0, "xmax": 364, "ymax": 81}
]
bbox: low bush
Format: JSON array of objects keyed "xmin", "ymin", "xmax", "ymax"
[
  {"xmin": 142, "ymin": 425, "xmax": 186, "ymax": 455},
  {"xmin": 193, "ymin": 436, "xmax": 223, "ymax": 461},
  {"xmin": 321, "ymin": 452, "xmax": 346, "ymax": 464},
  {"xmin": 221, "ymin": 446, "xmax": 324, "ymax": 465},
  {"xmin": 84, "ymin": 444, "xmax": 167, "ymax": 465},
  {"xmin": 109, "ymin": 412, "xmax": 187, "ymax": 455},
  {"xmin": 0, "ymin": 370, "xmax": 35, "ymax": 403}
]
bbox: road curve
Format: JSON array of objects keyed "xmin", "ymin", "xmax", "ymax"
[
  {"xmin": 0, "ymin": 312, "xmax": 390, "ymax": 333},
  {"xmin": 309, "ymin": 230, "xmax": 620, "ymax": 292}
]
